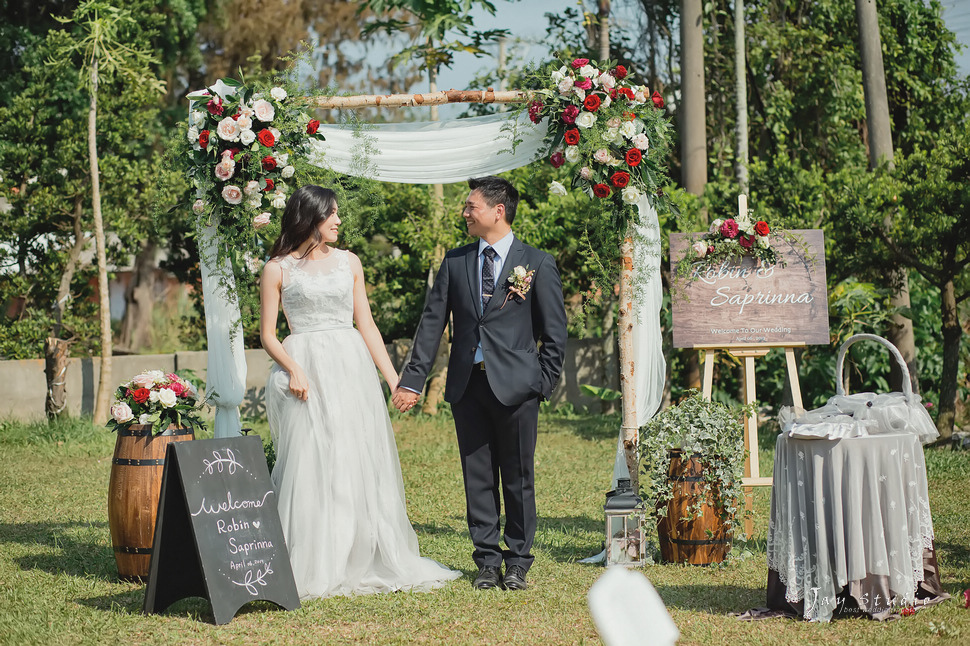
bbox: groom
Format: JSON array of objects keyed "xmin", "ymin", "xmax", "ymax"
[{"xmin": 393, "ymin": 176, "xmax": 568, "ymax": 591}]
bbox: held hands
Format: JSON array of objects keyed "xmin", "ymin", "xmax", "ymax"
[{"xmin": 392, "ymin": 388, "xmax": 419, "ymax": 413}]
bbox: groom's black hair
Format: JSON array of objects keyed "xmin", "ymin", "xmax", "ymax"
[{"xmin": 468, "ymin": 176, "xmax": 518, "ymax": 225}]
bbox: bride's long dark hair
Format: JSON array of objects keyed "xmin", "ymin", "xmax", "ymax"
[{"xmin": 269, "ymin": 185, "xmax": 338, "ymax": 259}]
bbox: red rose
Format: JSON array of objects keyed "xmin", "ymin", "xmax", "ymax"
[
  {"xmin": 562, "ymin": 105, "xmax": 580, "ymax": 124},
  {"xmin": 651, "ymin": 90, "xmax": 665, "ymax": 109},
  {"xmin": 564, "ymin": 128, "xmax": 581, "ymax": 145},
  {"xmin": 198, "ymin": 130, "xmax": 210, "ymax": 149},
  {"xmin": 571, "ymin": 58, "xmax": 590, "ymax": 69},
  {"xmin": 901, "ymin": 607, "xmax": 916, "ymax": 617},
  {"xmin": 619, "ymin": 87, "xmax": 635, "ymax": 101},
  {"xmin": 625, "ymin": 149, "xmax": 642, "ymax": 166},
  {"xmin": 583, "ymin": 94, "xmax": 602, "ymax": 112},
  {"xmin": 132, "ymin": 388, "xmax": 151, "ymax": 404},
  {"xmin": 614, "ymin": 65, "xmax": 628, "ymax": 79},
  {"xmin": 206, "ymin": 96, "xmax": 223, "ymax": 116},
  {"xmin": 257, "ymin": 129, "xmax": 275, "ymax": 147},
  {"xmin": 263, "ymin": 178, "xmax": 275, "ymax": 192},
  {"xmin": 610, "ymin": 171, "xmax": 630, "ymax": 188},
  {"xmin": 262, "ymin": 155, "xmax": 277, "ymax": 171},
  {"xmin": 739, "ymin": 234, "xmax": 754, "ymax": 249},
  {"xmin": 306, "ymin": 119, "xmax": 320, "ymax": 134},
  {"xmin": 550, "ymin": 152, "xmax": 565, "ymax": 168},
  {"xmin": 593, "ymin": 183, "xmax": 611, "ymax": 198},
  {"xmin": 754, "ymin": 220, "xmax": 770, "ymax": 236}
]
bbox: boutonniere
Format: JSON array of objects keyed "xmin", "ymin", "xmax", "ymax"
[{"xmin": 501, "ymin": 265, "xmax": 535, "ymax": 308}]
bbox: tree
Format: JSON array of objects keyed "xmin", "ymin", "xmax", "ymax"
[{"xmin": 49, "ymin": 1, "xmax": 165, "ymax": 423}]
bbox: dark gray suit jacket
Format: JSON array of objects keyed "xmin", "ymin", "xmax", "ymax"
[{"xmin": 400, "ymin": 237, "xmax": 568, "ymax": 407}]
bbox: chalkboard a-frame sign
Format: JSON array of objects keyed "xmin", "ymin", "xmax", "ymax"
[{"xmin": 143, "ymin": 436, "xmax": 300, "ymax": 624}]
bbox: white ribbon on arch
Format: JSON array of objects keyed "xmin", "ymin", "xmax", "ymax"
[{"xmin": 193, "ymin": 102, "xmax": 665, "ymax": 458}]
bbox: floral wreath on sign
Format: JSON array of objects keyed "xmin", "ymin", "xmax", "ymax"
[
  {"xmin": 526, "ymin": 57, "xmax": 673, "ymax": 218},
  {"xmin": 184, "ymin": 77, "xmax": 326, "ymax": 283}
]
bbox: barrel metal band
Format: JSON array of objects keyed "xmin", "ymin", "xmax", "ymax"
[
  {"xmin": 112, "ymin": 458, "xmax": 165, "ymax": 466},
  {"xmin": 114, "ymin": 546, "xmax": 153, "ymax": 554},
  {"xmin": 668, "ymin": 537, "xmax": 730, "ymax": 545}
]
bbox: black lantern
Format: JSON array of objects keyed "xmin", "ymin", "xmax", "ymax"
[{"xmin": 604, "ymin": 478, "xmax": 645, "ymax": 566}]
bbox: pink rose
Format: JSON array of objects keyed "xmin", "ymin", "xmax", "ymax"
[
  {"xmin": 562, "ymin": 105, "xmax": 579, "ymax": 124},
  {"xmin": 216, "ymin": 116, "xmax": 240, "ymax": 142},
  {"xmin": 720, "ymin": 218, "xmax": 740, "ymax": 239},
  {"xmin": 222, "ymin": 185, "xmax": 243, "ymax": 205},
  {"xmin": 253, "ymin": 99, "xmax": 275, "ymax": 122},
  {"xmin": 692, "ymin": 241, "xmax": 708, "ymax": 258},
  {"xmin": 571, "ymin": 58, "xmax": 590, "ymax": 69},
  {"xmin": 579, "ymin": 166, "xmax": 592, "ymax": 180},
  {"xmin": 168, "ymin": 380, "xmax": 188, "ymax": 397},
  {"xmin": 110, "ymin": 402, "xmax": 134, "ymax": 423},
  {"xmin": 214, "ymin": 159, "xmax": 235, "ymax": 181},
  {"xmin": 192, "ymin": 199, "xmax": 205, "ymax": 213},
  {"xmin": 593, "ymin": 148, "xmax": 611, "ymax": 164},
  {"xmin": 253, "ymin": 212, "xmax": 271, "ymax": 229},
  {"xmin": 575, "ymin": 77, "xmax": 593, "ymax": 90},
  {"xmin": 131, "ymin": 373, "xmax": 155, "ymax": 389}
]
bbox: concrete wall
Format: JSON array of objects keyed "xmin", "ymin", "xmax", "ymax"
[{"xmin": 0, "ymin": 339, "xmax": 610, "ymax": 422}]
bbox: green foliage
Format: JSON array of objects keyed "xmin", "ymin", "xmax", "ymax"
[
  {"xmin": 640, "ymin": 391, "xmax": 752, "ymax": 536},
  {"xmin": 579, "ymin": 384, "xmax": 621, "ymax": 401}
]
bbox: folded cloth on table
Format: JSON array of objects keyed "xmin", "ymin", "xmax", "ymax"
[{"xmin": 779, "ymin": 392, "xmax": 939, "ymax": 444}]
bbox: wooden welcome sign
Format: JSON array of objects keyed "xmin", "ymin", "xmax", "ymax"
[
  {"xmin": 670, "ymin": 229, "xmax": 829, "ymax": 349},
  {"xmin": 143, "ymin": 436, "xmax": 300, "ymax": 624}
]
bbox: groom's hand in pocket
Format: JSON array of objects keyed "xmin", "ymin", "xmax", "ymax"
[{"xmin": 392, "ymin": 388, "xmax": 419, "ymax": 412}]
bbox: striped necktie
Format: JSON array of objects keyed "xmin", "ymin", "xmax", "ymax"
[{"xmin": 481, "ymin": 246, "xmax": 496, "ymax": 312}]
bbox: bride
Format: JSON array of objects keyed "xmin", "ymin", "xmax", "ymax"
[{"xmin": 260, "ymin": 185, "xmax": 461, "ymax": 599}]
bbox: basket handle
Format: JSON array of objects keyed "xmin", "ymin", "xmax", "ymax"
[{"xmin": 835, "ymin": 333, "xmax": 913, "ymax": 400}]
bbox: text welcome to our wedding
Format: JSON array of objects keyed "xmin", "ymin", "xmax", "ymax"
[{"xmin": 670, "ymin": 229, "xmax": 829, "ymax": 348}]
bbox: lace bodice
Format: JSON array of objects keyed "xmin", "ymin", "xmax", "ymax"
[{"xmin": 277, "ymin": 250, "xmax": 354, "ymax": 334}]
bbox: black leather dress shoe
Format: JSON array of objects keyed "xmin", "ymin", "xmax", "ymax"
[
  {"xmin": 504, "ymin": 565, "xmax": 528, "ymax": 591},
  {"xmin": 473, "ymin": 565, "xmax": 503, "ymax": 590}
]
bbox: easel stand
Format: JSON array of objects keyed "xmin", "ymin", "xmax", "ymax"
[{"xmin": 697, "ymin": 343, "xmax": 804, "ymax": 538}]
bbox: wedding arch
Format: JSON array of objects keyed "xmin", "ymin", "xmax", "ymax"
[{"xmin": 188, "ymin": 80, "xmax": 666, "ymax": 488}]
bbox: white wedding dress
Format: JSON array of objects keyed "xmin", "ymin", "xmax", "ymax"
[{"xmin": 266, "ymin": 249, "xmax": 461, "ymax": 600}]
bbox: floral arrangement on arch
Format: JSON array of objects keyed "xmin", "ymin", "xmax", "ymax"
[
  {"xmin": 106, "ymin": 370, "xmax": 207, "ymax": 434},
  {"xmin": 185, "ymin": 77, "xmax": 326, "ymax": 278},
  {"xmin": 526, "ymin": 57, "xmax": 673, "ymax": 214}
]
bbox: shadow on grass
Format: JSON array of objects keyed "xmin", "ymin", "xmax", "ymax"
[
  {"xmin": 1, "ymin": 521, "xmax": 117, "ymax": 581},
  {"xmin": 934, "ymin": 540, "xmax": 970, "ymax": 572},
  {"xmin": 78, "ymin": 591, "xmax": 286, "ymax": 625},
  {"xmin": 542, "ymin": 415, "xmax": 620, "ymax": 442},
  {"xmin": 652, "ymin": 582, "xmax": 766, "ymax": 615}
]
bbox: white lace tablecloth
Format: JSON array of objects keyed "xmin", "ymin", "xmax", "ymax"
[{"xmin": 766, "ymin": 432, "xmax": 935, "ymax": 622}]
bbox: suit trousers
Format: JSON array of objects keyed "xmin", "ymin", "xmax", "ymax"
[{"xmin": 451, "ymin": 367, "xmax": 539, "ymax": 572}]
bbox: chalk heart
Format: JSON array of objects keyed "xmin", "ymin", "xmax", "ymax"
[{"xmin": 253, "ymin": 520, "xmax": 261, "ymax": 529}]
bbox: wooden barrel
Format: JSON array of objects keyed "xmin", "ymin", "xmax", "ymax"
[
  {"xmin": 656, "ymin": 450, "xmax": 732, "ymax": 565},
  {"xmin": 107, "ymin": 424, "xmax": 194, "ymax": 581}
]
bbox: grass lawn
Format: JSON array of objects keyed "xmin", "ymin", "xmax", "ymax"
[{"xmin": 1, "ymin": 412, "xmax": 968, "ymax": 645}]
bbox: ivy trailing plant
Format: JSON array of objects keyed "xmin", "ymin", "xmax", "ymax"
[{"xmin": 639, "ymin": 389, "xmax": 753, "ymax": 541}]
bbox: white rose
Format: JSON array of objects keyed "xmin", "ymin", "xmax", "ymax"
[
  {"xmin": 576, "ymin": 111, "xmax": 597, "ymax": 129},
  {"xmin": 757, "ymin": 235, "xmax": 770, "ymax": 248},
  {"xmin": 692, "ymin": 241, "xmax": 709, "ymax": 258},
  {"xmin": 236, "ymin": 115, "xmax": 253, "ymax": 131},
  {"xmin": 238, "ymin": 102, "xmax": 254, "ymax": 118},
  {"xmin": 621, "ymin": 186, "xmax": 641, "ymax": 204},
  {"xmin": 138, "ymin": 414, "xmax": 151, "ymax": 425},
  {"xmin": 736, "ymin": 215, "xmax": 753, "ymax": 234},
  {"xmin": 157, "ymin": 388, "xmax": 177, "ymax": 408},
  {"xmin": 187, "ymin": 126, "xmax": 199, "ymax": 143},
  {"xmin": 149, "ymin": 390, "xmax": 160, "ymax": 403},
  {"xmin": 189, "ymin": 110, "xmax": 205, "ymax": 128},
  {"xmin": 222, "ymin": 185, "xmax": 243, "ymax": 205},
  {"xmin": 601, "ymin": 94, "xmax": 612, "ymax": 108},
  {"xmin": 270, "ymin": 127, "xmax": 281, "ymax": 141},
  {"xmin": 551, "ymin": 69, "xmax": 566, "ymax": 83},
  {"xmin": 214, "ymin": 159, "xmax": 235, "ymax": 181},
  {"xmin": 253, "ymin": 99, "xmax": 275, "ymax": 122},
  {"xmin": 270, "ymin": 86, "xmax": 287, "ymax": 101},
  {"xmin": 275, "ymin": 153, "xmax": 289, "ymax": 166},
  {"xmin": 572, "ymin": 87, "xmax": 586, "ymax": 102},
  {"xmin": 281, "ymin": 165, "xmax": 295, "ymax": 179},
  {"xmin": 606, "ymin": 127, "xmax": 623, "ymax": 145},
  {"xmin": 620, "ymin": 121, "xmax": 637, "ymax": 139},
  {"xmin": 607, "ymin": 117, "xmax": 622, "ymax": 129},
  {"xmin": 549, "ymin": 180, "xmax": 567, "ymax": 197},
  {"xmin": 111, "ymin": 402, "xmax": 134, "ymax": 423},
  {"xmin": 632, "ymin": 133, "xmax": 650, "ymax": 150},
  {"xmin": 272, "ymin": 195, "xmax": 287, "ymax": 209},
  {"xmin": 564, "ymin": 146, "xmax": 580, "ymax": 163},
  {"xmin": 132, "ymin": 373, "xmax": 155, "ymax": 388},
  {"xmin": 709, "ymin": 218, "xmax": 724, "ymax": 233},
  {"xmin": 593, "ymin": 148, "xmax": 611, "ymax": 164},
  {"xmin": 634, "ymin": 89, "xmax": 648, "ymax": 103},
  {"xmin": 253, "ymin": 212, "xmax": 271, "ymax": 229},
  {"xmin": 240, "ymin": 129, "xmax": 256, "ymax": 146},
  {"xmin": 248, "ymin": 193, "xmax": 263, "ymax": 209},
  {"xmin": 557, "ymin": 78, "xmax": 574, "ymax": 94},
  {"xmin": 192, "ymin": 199, "xmax": 205, "ymax": 214},
  {"xmin": 244, "ymin": 180, "xmax": 259, "ymax": 195},
  {"xmin": 216, "ymin": 116, "xmax": 240, "ymax": 141},
  {"xmin": 598, "ymin": 73, "xmax": 616, "ymax": 90},
  {"xmin": 579, "ymin": 65, "xmax": 597, "ymax": 79},
  {"xmin": 579, "ymin": 166, "xmax": 592, "ymax": 180},
  {"xmin": 245, "ymin": 253, "xmax": 264, "ymax": 274},
  {"xmin": 514, "ymin": 265, "xmax": 527, "ymax": 279}
]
